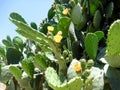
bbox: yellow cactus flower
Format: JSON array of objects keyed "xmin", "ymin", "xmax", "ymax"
[
  {"xmin": 54, "ymin": 31, "xmax": 63, "ymax": 43},
  {"xmin": 47, "ymin": 26, "xmax": 54, "ymax": 32},
  {"xmin": 74, "ymin": 62, "xmax": 82, "ymax": 72},
  {"xmin": 62, "ymin": 8, "xmax": 69, "ymax": 15}
]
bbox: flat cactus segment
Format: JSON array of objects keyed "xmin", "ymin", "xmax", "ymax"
[
  {"xmin": 61, "ymin": 77, "xmax": 83, "ymax": 90},
  {"xmin": 105, "ymin": 2, "xmax": 114, "ymax": 19},
  {"xmin": 95, "ymin": 31, "xmax": 104, "ymax": 41},
  {"xmin": 45, "ymin": 67, "xmax": 61, "ymax": 89},
  {"xmin": 105, "ymin": 19, "xmax": 120, "ymax": 68},
  {"xmin": 6, "ymin": 47, "xmax": 23, "ymax": 64},
  {"xmin": 0, "ymin": 65, "xmax": 13, "ymax": 83},
  {"xmin": 71, "ymin": 3, "xmax": 86, "ymax": 30},
  {"xmin": 85, "ymin": 33, "xmax": 98, "ymax": 59},
  {"xmin": 0, "ymin": 46, "xmax": 5, "ymax": 57},
  {"xmin": 93, "ymin": 10, "xmax": 101, "ymax": 28},
  {"xmin": 21, "ymin": 59, "xmax": 34, "ymax": 78},
  {"xmin": 45, "ymin": 67, "xmax": 83, "ymax": 90},
  {"xmin": 9, "ymin": 66, "xmax": 22, "ymax": 80},
  {"xmin": 105, "ymin": 55, "xmax": 120, "ymax": 68},
  {"xmin": 9, "ymin": 12, "xmax": 27, "ymax": 24},
  {"xmin": 71, "ymin": 3, "xmax": 82, "ymax": 25},
  {"xmin": 106, "ymin": 20, "xmax": 120, "ymax": 56}
]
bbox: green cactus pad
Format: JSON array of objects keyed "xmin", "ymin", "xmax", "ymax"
[
  {"xmin": 9, "ymin": 12, "xmax": 27, "ymax": 24},
  {"xmin": 105, "ymin": 19, "xmax": 120, "ymax": 67},
  {"xmin": 45, "ymin": 67, "xmax": 61, "ymax": 89},
  {"xmin": 0, "ymin": 65, "xmax": 13, "ymax": 83},
  {"xmin": 21, "ymin": 59, "xmax": 34, "ymax": 78},
  {"xmin": 0, "ymin": 46, "xmax": 5, "ymax": 58},
  {"xmin": 61, "ymin": 77, "xmax": 83, "ymax": 90},
  {"xmin": 93, "ymin": 10, "xmax": 101, "ymax": 28},
  {"xmin": 71, "ymin": 3, "xmax": 86, "ymax": 30},
  {"xmin": 30, "ymin": 22, "xmax": 37, "ymax": 30},
  {"xmin": 9, "ymin": 66, "xmax": 22, "ymax": 80},
  {"xmin": 45, "ymin": 67, "xmax": 83, "ymax": 90},
  {"xmin": 95, "ymin": 31, "xmax": 104, "ymax": 41},
  {"xmin": 85, "ymin": 33, "xmax": 98, "ymax": 59},
  {"xmin": 35, "ymin": 54, "xmax": 47, "ymax": 70},
  {"xmin": 105, "ymin": 2, "xmax": 114, "ymax": 19},
  {"xmin": 105, "ymin": 55, "xmax": 120, "ymax": 68},
  {"xmin": 18, "ymin": 74, "xmax": 33, "ymax": 90},
  {"xmin": 71, "ymin": 3, "xmax": 82, "ymax": 25},
  {"xmin": 6, "ymin": 47, "xmax": 23, "ymax": 64},
  {"xmin": 89, "ymin": 0, "xmax": 99, "ymax": 16},
  {"xmin": 13, "ymin": 36, "xmax": 24, "ymax": 51},
  {"xmin": 106, "ymin": 20, "xmax": 120, "ymax": 56}
]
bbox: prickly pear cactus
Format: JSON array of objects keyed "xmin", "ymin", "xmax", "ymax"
[
  {"xmin": 71, "ymin": 3, "xmax": 86, "ymax": 30},
  {"xmin": 93, "ymin": 10, "xmax": 101, "ymax": 29},
  {"xmin": 85, "ymin": 33, "xmax": 98, "ymax": 59},
  {"xmin": 45, "ymin": 67, "xmax": 83, "ymax": 90},
  {"xmin": 105, "ymin": 19, "xmax": 120, "ymax": 68},
  {"xmin": 0, "ymin": 65, "xmax": 13, "ymax": 83},
  {"xmin": 105, "ymin": 2, "xmax": 114, "ymax": 19}
]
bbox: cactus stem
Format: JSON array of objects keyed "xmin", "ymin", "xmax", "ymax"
[{"xmin": 58, "ymin": 61, "xmax": 67, "ymax": 82}]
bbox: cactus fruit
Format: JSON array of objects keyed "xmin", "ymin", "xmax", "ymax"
[
  {"xmin": 69, "ymin": 0, "xmax": 76, "ymax": 7},
  {"xmin": 80, "ymin": 59, "xmax": 86, "ymax": 71},
  {"xmin": 87, "ymin": 59, "xmax": 94, "ymax": 69},
  {"xmin": 83, "ymin": 69, "xmax": 90, "ymax": 79},
  {"xmin": 105, "ymin": 20, "xmax": 120, "ymax": 68},
  {"xmin": 63, "ymin": 50, "xmax": 68, "ymax": 58}
]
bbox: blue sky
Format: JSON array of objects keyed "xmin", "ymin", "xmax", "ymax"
[{"xmin": 0, "ymin": 0, "xmax": 54, "ymax": 44}]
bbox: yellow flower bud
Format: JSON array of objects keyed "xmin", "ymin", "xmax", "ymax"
[
  {"xmin": 62, "ymin": 8, "xmax": 69, "ymax": 15},
  {"xmin": 74, "ymin": 62, "xmax": 82, "ymax": 72},
  {"xmin": 57, "ymin": 31, "xmax": 62, "ymax": 35},
  {"xmin": 47, "ymin": 26, "xmax": 54, "ymax": 32}
]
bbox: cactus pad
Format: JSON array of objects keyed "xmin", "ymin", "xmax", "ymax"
[
  {"xmin": 105, "ymin": 19, "xmax": 120, "ymax": 67},
  {"xmin": 85, "ymin": 33, "xmax": 98, "ymax": 59},
  {"xmin": 45, "ymin": 67, "xmax": 83, "ymax": 90}
]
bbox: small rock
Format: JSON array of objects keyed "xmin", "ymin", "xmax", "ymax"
[{"xmin": 0, "ymin": 82, "xmax": 7, "ymax": 90}]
